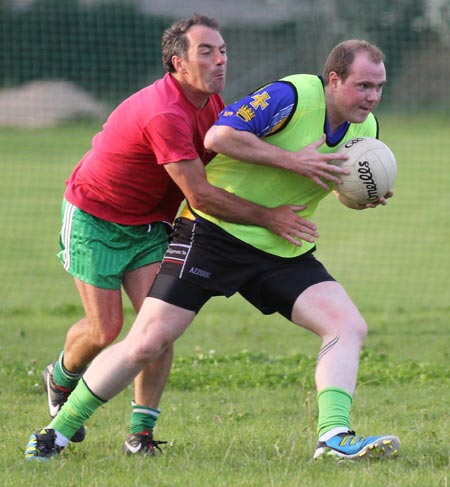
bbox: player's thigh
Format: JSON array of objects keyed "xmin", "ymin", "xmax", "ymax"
[
  {"xmin": 240, "ymin": 250, "xmax": 335, "ymax": 319},
  {"xmin": 122, "ymin": 222, "xmax": 169, "ymax": 310},
  {"xmin": 122, "ymin": 262, "xmax": 161, "ymax": 312},
  {"xmin": 74, "ymin": 277, "xmax": 124, "ymax": 334},
  {"xmin": 291, "ymin": 281, "xmax": 367, "ymax": 337},
  {"xmin": 125, "ymin": 297, "xmax": 196, "ymax": 356}
]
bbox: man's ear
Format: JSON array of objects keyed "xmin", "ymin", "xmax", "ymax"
[
  {"xmin": 172, "ymin": 55, "xmax": 187, "ymax": 74},
  {"xmin": 328, "ymin": 71, "xmax": 339, "ymax": 88}
]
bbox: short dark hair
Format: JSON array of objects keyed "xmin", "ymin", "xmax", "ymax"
[
  {"xmin": 322, "ymin": 39, "xmax": 385, "ymax": 85},
  {"xmin": 161, "ymin": 14, "xmax": 220, "ymax": 73}
]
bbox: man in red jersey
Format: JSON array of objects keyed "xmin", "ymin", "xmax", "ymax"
[{"xmin": 42, "ymin": 14, "xmax": 322, "ymax": 456}]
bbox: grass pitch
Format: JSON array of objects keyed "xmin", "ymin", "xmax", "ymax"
[{"xmin": 0, "ymin": 115, "xmax": 449, "ymax": 485}]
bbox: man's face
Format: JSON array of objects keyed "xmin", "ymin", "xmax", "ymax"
[
  {"xmin": 331, "ymin": 52, "xmax": 386, "ymax": 125},
  {"xmin": 179, "ymin": 25, "xmax": 227, "ymax": 95}
]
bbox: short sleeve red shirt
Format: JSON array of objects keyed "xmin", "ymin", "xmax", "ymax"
[{"xmin": 64, "ymin": 73, "xmax": 225, "ymax": 225}]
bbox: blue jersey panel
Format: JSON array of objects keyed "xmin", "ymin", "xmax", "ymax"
[{"xmin": 215, "ymin": 81, "xmax": 296, "ymax": 137}]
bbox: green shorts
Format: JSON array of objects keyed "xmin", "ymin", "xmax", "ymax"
[{"xmin": 58, "ymin": 199, "xmax": 170, "ymax": 289}]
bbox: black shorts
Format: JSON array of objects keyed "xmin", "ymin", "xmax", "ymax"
[{"xmin": 149, "ymin": 218, "xmax": 335, "ymax": 320}]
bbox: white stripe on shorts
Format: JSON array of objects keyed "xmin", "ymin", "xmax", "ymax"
[{"xmin": 60, "ymin": 201, "xmax": 77, "ymax": 271}]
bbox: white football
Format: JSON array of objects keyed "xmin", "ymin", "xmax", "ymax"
[{"xmin": 332, "ymin": 137, "xmax": 397, "ymax": 205}]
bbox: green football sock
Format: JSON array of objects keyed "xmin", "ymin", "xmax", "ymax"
[
  {"xmin": 129, "ymin": 400, "xmax": 160, "ymax": 434},
  {"xmin": 317, "ymin": 386, "xmax": 353, "ymax": 437},
  {"xmin": 49, "ymin": 379, "xmax": 106, "ymax": 440},
  {"xmin": 52, "ymin": 351, "xmax": 83, "ymax": 390}
]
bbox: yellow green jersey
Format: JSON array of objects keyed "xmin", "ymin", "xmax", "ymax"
[{"xmin": 191, "ymin": 74, "xmax": 379, "ymax": 257}]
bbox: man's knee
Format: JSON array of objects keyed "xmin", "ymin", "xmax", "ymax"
[
  {"xmin": 89, "ymin": 317, "xmax": 124, "ymax": 348},
  {"xmin": 127, "ymin": 339, "xmax": 170, "ymax": 368},
  {"xmin": 350, "ymin": 314, "xmax": 368, "ymax": 342}
]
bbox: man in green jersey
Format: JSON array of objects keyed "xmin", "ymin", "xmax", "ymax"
[{"xmin": 26, "ymin": 39, "xmax": 400, "ymax": 461}]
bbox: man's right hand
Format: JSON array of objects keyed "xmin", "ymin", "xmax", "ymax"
[{"xmin": 266, "ymin": 205, "xmax": 319, "ymax": 246}]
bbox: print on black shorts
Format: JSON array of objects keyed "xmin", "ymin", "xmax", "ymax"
[{"xmin": 161, "ymin": 242, "xmax": 191, "ymax": 277}]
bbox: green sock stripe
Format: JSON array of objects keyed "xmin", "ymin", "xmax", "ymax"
[
  {"xmin": 52, "ymin": 351, "xmax": 82, "ymax": 390},
  {"xmin": 49, "ymin": 379, "xmax": 106, "ymax": 440},
  {"xmin": 132, "ymin": 404, "xmax": 160, "ymax": 418},
  {"xmin": 317, "ymin": 386, "xmax": 353, "ymax": 437},
  {"xmin": 58, "ymin": 352, "xmax": 83, "ymax": 379},
  {"xmin": 130, "ymin": 403, "xmax": 160, "ymax": 435}
]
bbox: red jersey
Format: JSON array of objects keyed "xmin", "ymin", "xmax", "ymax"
[{"xmin": 64, "ymin": 73, "xmax": 225, "ymax": 225}]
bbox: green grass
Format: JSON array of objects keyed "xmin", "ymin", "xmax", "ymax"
[
  {"xmin": 1, "ymin": 297, "xmax": 449, "ymax": 486},
  {"xmin": 0, "ymin": 116, "xmax": 449, "ymax": 485},
  {"xmin": 2, "ymin": 335, "xmax": 450, "ymax": 487}
]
